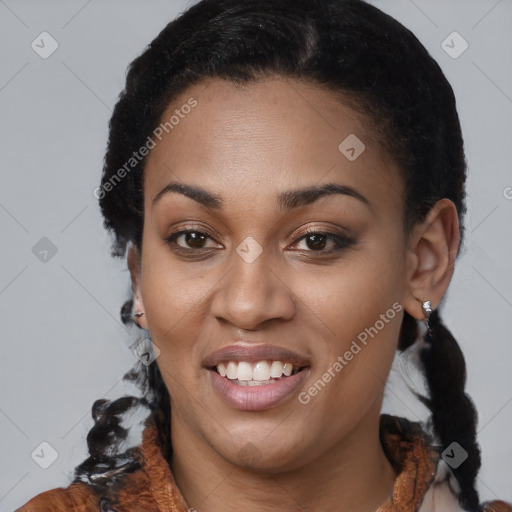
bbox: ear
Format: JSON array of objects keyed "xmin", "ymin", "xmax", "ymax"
[
  {"xmin": 127, "ymin": 242, "xmax": 148, "ymax": 329},
  {"xmin": 403, "ymin": 198, "xmax": 461, "ymax": 320}
]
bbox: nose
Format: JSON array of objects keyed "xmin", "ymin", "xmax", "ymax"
[{"xmin": 210, "ymin": 243, "xmax": 296, "ymax": 330}]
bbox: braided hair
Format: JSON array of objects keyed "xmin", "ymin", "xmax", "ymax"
[{"xmin": 73, "ymin": 0, "xmax": 483, "ymax": 510}]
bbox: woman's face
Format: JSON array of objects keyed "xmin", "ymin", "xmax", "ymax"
[{"xmin": 136, "ymin": 77, "xmax": 411, "ymax": 470}]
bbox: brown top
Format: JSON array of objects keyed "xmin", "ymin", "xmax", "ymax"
[{"xmin": 16, "ymin": 413, "xmax": 512, "ymax": 512}]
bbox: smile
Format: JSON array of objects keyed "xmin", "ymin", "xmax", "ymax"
[
  {"xmin": 203, "ymin": 343, "xmax": 311, "ymax": 411},
  {"xmin": 216, "ymin": 360, "xmax": 303, "ymax": 383}
]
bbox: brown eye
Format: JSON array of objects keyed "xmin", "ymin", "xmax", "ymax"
[
  {"xmin": 302, "ymin": 233, "xmax": 327, "ymax": 251},
  {"xmin": 164, "ymin": 229, "xmax": 220, "ymax": 251},
  {"xmin": 292, "ymin": 230, "xmax": 355, "ymax": 254},
  {"xmin": 180, "ymin": 231, "xmax": 207, "ymax": 248}
]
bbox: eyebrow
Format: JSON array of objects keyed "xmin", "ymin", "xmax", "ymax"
[{"xmin": 152, "ymin": 181, "xmax": 370, "ymax": 210}]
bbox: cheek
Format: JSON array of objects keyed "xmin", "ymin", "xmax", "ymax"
[
  {"xmin": 141, "ymin": 230, "xmax": 209, "ymax": 326},
  {"xmin": 139, "ymin": 240, "xmax": 211, "ymax": 381},
  {"xmin": 300, "ymin": 233, "xmax": 407, "ymax": 391},
  {"xmin": 308, "ymin": 236, "xmax": 406, "ymax": 337}
]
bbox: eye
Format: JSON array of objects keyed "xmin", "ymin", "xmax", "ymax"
[
  {"xmin": 164, "ymin": 228, "xmax": 221, "ymax": 252},
  {"xmin": 291, "ymin": 229, "xmax": 355, "ymax": 254},
  {"xmin": 163, "ymin": 227, "xmax": 355, "ymax": 256}
]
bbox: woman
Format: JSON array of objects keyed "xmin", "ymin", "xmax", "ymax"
[{"xmin": 16, "ymin": 0, "xmax": 512, "ymax": 511}]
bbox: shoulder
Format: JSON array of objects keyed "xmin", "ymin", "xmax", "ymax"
[
  {"xmin": 379, "ymin": 415, "xmax": 512, "ymax": 512},
  {"xmin": 14, "ymin": 481, "xmax": 100, "ymax": 511},
  {"xmin": 416, "ymin": 449, "xmax": 512, "ymax": 512},
  {"xmin": 417, "ymin": 456, "xmax": 512, "ymax": 512},
  {"xmin": 481, "ymin": 500, "xmax": 512, "ymax": 512},
  {"xmin": 14, "ymin": 412, "xmax": 179, "ymax": 512},
  {"xmin": 418, "ymin": 477, "xmax": 512, "ymax": 512}
]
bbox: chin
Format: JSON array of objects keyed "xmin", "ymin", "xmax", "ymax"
[{"xmin": 210, "ymin": 425, "xmax": 313, "ymax": 473}]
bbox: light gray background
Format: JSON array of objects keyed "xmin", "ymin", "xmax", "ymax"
[{"xmin": 1, "ymin": 0, "xmax": 511, "ymax": 510}]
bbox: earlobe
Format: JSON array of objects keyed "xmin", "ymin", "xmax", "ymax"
[
  {"xmin": 127, "ymin": 242, "xmax": 147, "ymax": 329},
  {"xmin": 403, "ymin": 199, "xmax": 460, "ymax": 320}
]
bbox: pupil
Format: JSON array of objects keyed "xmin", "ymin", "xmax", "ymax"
[
  {"xmin": 307, "ymin": 234, "xmax": 326, "ymax": 250},
  {"xmin": 186, "ymin": 232, "xmax": 205, "ymax": 248}
]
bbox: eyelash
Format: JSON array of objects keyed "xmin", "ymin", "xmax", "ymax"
[{"xmin": 163, "ymin": 226, "xmax": 355, "ymax": 257}]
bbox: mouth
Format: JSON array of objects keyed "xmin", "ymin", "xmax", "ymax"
[
  {"xmin": 211, "ymin": 360, "xmax": 306, "ymax": 386},
  {"xmin": 203, "ymin": 344, "xmax": 311, "ymax": 411}
]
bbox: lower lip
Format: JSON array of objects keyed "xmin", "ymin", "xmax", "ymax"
[{"xmin": 207, "ymin": 368, "xmax": 309, "ymax": 411}]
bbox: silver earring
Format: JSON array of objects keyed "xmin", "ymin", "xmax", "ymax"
[
  {"xmin": 134, "ymin": 311, "xmax": 145, "ymax": 318},
  {"xmin": 421, "ymin": 300, "xmax": 433, "ymax": 343}
]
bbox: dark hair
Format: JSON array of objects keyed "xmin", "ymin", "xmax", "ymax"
[{"xmin": 73, "ymin": 0, "xmax": 483, "ymax": 510}]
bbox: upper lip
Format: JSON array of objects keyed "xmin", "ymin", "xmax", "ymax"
[{"xmin": 203, "ymin": 343, "xmax": 311, "ymax": 368}]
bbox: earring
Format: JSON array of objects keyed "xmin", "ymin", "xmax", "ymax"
[
  {"xmin": 421, "ymin": 300, "xmax": 433, "ymax": 344},
  {"xmin": 134, "ymin": 311, "xmax": 145, "ymax": 318}
]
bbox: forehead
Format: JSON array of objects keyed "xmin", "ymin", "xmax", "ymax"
[{"xmin": 143, "ymin": 77, "xmax": 404, "ymax": 216}]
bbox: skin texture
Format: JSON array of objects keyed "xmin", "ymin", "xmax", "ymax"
[{"xmin": 128, "ymin": 77, "xmax": 460, "ymax": 512}]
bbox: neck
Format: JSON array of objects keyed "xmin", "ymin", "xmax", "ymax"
[{"xmin": 169, "ymin": 407, "xmax": 398, "ymax": 512}]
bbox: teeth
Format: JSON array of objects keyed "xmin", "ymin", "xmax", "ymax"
[
  {"xmin": 253, "ymin": 361, "xmax": 271, "ymax": 381},
  {"xmin": 226, "ymin": 361, "xmax": 237, "ymax": 380},
  {"xmin": 233, "ymin": 379, "xmax": 275, "ymax": 386},
  {"xmin": 215, "ymin": 360, "xmax": 300, "ymax": 381},
  {"xmin": 282, "ymin": 363, "xmax": 293, "ymax": 377},
  {"xmin": 270, "ymin": 361, "xmax": 284, "ymax": 378},
  {"xmin": 238, "ymin": 362, "xmax": 253, "ymax": 381},
  {"xmin": 217, "ymin": 362, "xmax": 227, "ymax": 377}
]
